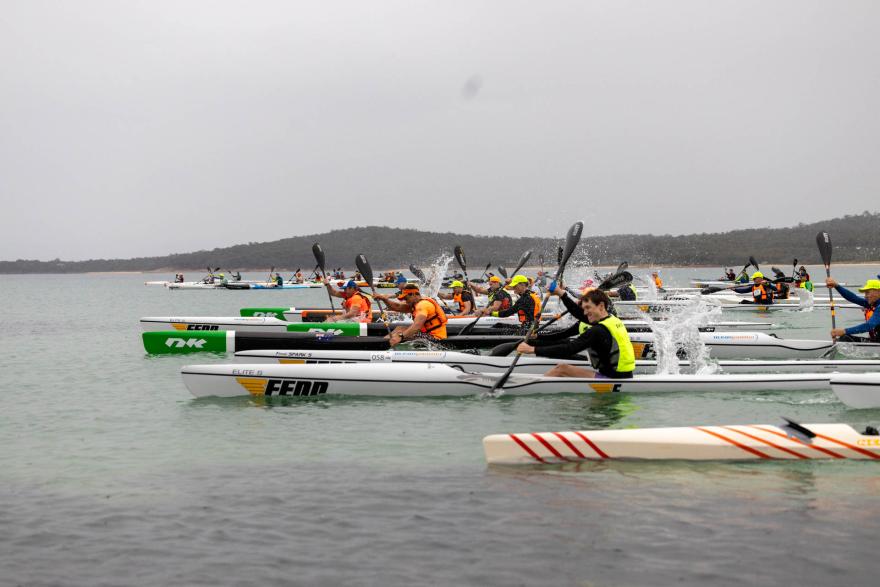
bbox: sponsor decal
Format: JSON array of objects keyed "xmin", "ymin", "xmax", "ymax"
[
  {"xmin": 858, "ymin": 438, "xmax": 880, "ymax": 447},
  {"xmin": 309, "ymin": 328, "xmax": 345, "ymax": 336},
  {"xmin": 279, "ymin": 359, "xmax": 355, "ymax": 365},
  {"xmin": 370, "ymin": 353, "xmax": 392, "ymax": 362},
  {"xmin": 165, "ymin": 337, "xmax": 206, "ymax": 349},
  {"xmin": 237, "ymin": 377, "xmax": 330, "ymax": 396},
  {"xmin": 252, "ymin": 311, "xmax": 281, "ymax": 318},
  {"xmin": 589, "ymin": 383, "xmax": 622, "ymax": 393},
  {"xmin": 171, "ymin": 323, "xmax": 219, "ymax": 331}
]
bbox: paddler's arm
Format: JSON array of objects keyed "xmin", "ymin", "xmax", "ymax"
[
  {"xmin": 835, "ymin": 309, "xmax": 880, "ymax": 338},
  {"xmin": 460, "ymin": 293, "xmax": 474, "ymax": 315},
  {"xmin": 374, "ymin": 293, "xmax": 410, "ymax": 312},
  {"xmin": 389, "ymin": 311, "xmax": 428, "ymax": 346},
  {"xmin": 527, "ymin": 326, "xmax": 604, "ymax": 360},
  {"xmin": 827, "ymin": 278, "xmax": 869, "ymax": 308},
  {"xmin": 323, "ymin": 279, "xmax": 345, "ymax": 299},
  {"xmin": 492, "ymin": 294, "xmax": 525, "ymax": 318},
  {"xmin": 551, "ymin": 283, "xmax": 588, "ymax": 323}
]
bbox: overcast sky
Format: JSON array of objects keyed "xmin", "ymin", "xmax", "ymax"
[{"xmin": 2, "ymin": 0, "xmax": 878, "ymax": 261}]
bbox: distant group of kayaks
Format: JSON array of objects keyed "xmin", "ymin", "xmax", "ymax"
[{"xmin": 141, "ymin": 228, "xmax": 880, "ymax": 464}]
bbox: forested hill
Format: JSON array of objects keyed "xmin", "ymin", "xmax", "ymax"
[{"xmin": 3, "ymin": 212, "xmax": 879, "ymax": 273}]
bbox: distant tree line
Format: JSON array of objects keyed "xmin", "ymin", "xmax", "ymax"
[{"xmin": 2, "ymin": 211, "xmax": 878, "ymax": 274}]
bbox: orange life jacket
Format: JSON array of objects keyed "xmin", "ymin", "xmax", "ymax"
[
  {"xmin": 517, "ymin": 292, "xmax": 543, "ymax": 324},
  {"xmin": 653, "ymin": 276, "xmax": 663, "ymax": 288},
  {"xmin": 453, "ymin": 292, "xmax": 472, "ymax": 313},
  {"xmin": 752, "ymin": 283, "xmax": 773, "ymax": 304},
  {"xmin": 343, "ymin": 291, "xmax": 372, "ymax": 323},
  {"xmin": 866, "ymin": 305, "xmax": 879, "ymax": 342},
  {"xmin": 412, "ymin": 297, "xmax": 448, "ymax": 339}
]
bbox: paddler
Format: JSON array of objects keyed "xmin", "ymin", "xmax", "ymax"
[
  {"xmin": 470, "ymin": 275, "xmax": 513, "ymax": 315},
  {"xmin": 652, "ymin": 270, "xmax": 663, "ymax": 289},
  {"xmin": 478, "ymin": 275, "xmax": 541, "ymax": 328},
  {"xmin": 294, "ymin": 269, "xmax": 304, "ymax": 284},
  {"xmin": 825, "ymin": 278, "xmax": 880, "ymax": 342},
  {"xmin": 608, "ymin": 281, "xmax": 637, "ymax": 301},
  {"xmin": 376, "ymin": 284, "xmax": 448, "ymax": 346},
  {"xmin": 796, "ymin": 266, "xmax": 814, "ymax": 292},
  {"xmin": 733, "ymin": 271, "xmax": 778, "ymax": 304},
  {"xmin": 516, "ymin": 287, "xmax": 635, "ymax": 379},
  {"xmin": 322, "ymin": 279, "xmax": 373, "ymax": 322},
  {"xmin": 438, "ymin": 280, "xmax": 474, "ymax": 315}
]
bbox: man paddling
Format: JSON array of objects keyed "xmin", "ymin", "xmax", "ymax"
[
  {"xmin": 471, "ymin": 275, "xmax": 512, "ymax": 315},
  {"xmin": 733, "ymin": 271, "xmax": 778, "ymax": 305},
  {"xmin": 377, "ymin": 284, "xmax": 448, "ymax": 345},
  {"xmin": 483, "ymin": 275, "xmax": 542, "ymax": 329},
  {"xmin": 825, "ymin": 278, "xmax": 880, "ymax": 342},
  {"xmin": 323, "ymin": 279, "xmax": 373, "ymax": 322},
  {"xmin": 438, "ymin": 280, "xmax": 474, "ymax": 315},
  {"xmin": 516, "ymin": 287, "xmax": 635, "ymax": 379}
]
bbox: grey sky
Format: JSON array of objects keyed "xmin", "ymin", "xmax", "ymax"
[{"xmin": 2, "ymin": 0, "xmax": 878, "ymax": 261}]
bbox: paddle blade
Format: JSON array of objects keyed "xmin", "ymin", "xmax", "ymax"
[
  {"xmin": 616, "ymin": 261, "xmax": 629, "ymax": 275},
  {"xmin": 512, "ymin": 250, "xmax": 532, "ymax": 275},
  {"xmin": 816, "ymin": 232, "xmax": 832, "ymax": 267},
  {"xmin": 454, "ymin": 246, "xmax": 467, "ymax": 272},
  {"xmin": 538, "ymin": 254, "xmax": 545, "ymax": 267},
  {"xmin": 555, "ymin": 221, "xmax": 584, "ymax": 280},
  {"xmin": 771, "ymin": 267, "xmax": 785, "ymax": 279},
  {"xmin": 355, "ymin": 254, "xmax": 373, "ymax": 285},
  {"xmin": 497, "ymin": 266, "xmax": 508, "ymax": 279},
  {"xmin": 312, "ymin": 243, "xmax": 326, "ymax": 272},
  {"xmin": 599, "ymin": 271, "xmax": 633, "ymax": 291},
  {"xmin": 792, "ymin": 258, "xmax": 798, "ymax": 268},
  {"xmin": 409, "ymin": 264, "xmax": 427, "ymax": 284},
  {"xmin": 701, "ymin": 286, "xmax": 726, "ymax": 295},
  {"xmin": 556, "ymin": 246, "xmax": 563, "ymax": 265},
  {"xmin": 748, "ymin": 256, "xmax": 759, "ymax": 270}
]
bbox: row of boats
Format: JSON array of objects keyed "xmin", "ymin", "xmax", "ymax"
[{"xmin": 142, "ymin": 264, "xmax": 880, "ymax": 464}]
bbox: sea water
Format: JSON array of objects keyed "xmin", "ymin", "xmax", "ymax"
[{"xmin": 2, "ymin": 265, "xmax": 879, "ymax": 586}]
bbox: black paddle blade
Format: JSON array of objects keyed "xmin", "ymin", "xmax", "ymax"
[
  {"xmin": 816, "ymin": 232, "xmax": 832, "ymax": 267},
  {"xmin": 616, "ymin": 261, "xmax": 629, "ymax": 275},
  {"xmin": 599, "ymin": 271, "xmax": 633, "ymax": 291},
  {"xmin": 556, "ymin": 246, "xmax": 563, "ymax": 265},
  {"xmin": 792, "ymin": 258, "xmax": 798, "ymax": 268},
  {"xmin": 355, "ymin": 254, "xmax": 373, "ymax": 285},
  {"xmin": 771, "ymin": 267, "xmax": 785, "ymax": 278},
  {"xmin": 774, "ymin": 276, "xmax": 794, "ymax": 284},
  {"xmin": 748, "ymin": 256, "xmax": 759, "ymax": 270},
  {"xmin": 312, "ymin": 243, "xmax": 326, "ymax": 272},
  {"xmin": 701, "ymin": 286, "xmax": 725, "ymax": 295},
  {"xmin": 538, "ymin": 254, "xmax": 545, "ymax": 266},
  {"xmin": 497, "ymin": 266, "xmax": 508, "ymax": 279},
  {"xmin": 555, "ymin": 221, "xmax": 584, "ymax": 280},
  {"xmin": 454, "ymin": 246, "xmax": 467, "ymax": 272},
  {"xmin": 512, "ymin": 250, "xmax": 532, "ymax": 275},
  {"xmin": 409, "ymin": 264, "xmax": 427, "ymax": 284}
]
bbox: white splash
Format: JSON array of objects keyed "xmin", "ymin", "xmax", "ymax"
[{"xmin": 639, "ymin": 299, "xmax": 722, "ymax": 375}]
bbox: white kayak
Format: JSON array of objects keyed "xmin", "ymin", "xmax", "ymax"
[
  {"xmin": 627, "ymin": 331, "xmax": 835, "ymax": 360},
  {"xmin": 139, "ymin": 315, "xmax": 524, "ymax": 333},
  {"xmin": 180, "ymin": 362, "xmax": 833, "ymax": 399},
  {"xmin": 613, "ymin": 299, "xmax": 861, "ymax": 318},
  {"xmin": 830, "ymin": 374, "xmax": 880, "ymax": 409},
  {"xmin": 234, "ymin": 348, "xmax": 880, "ymax": 375},
  {"xmin": 483, "ymin": 422, "xmax": 880, "ymax": 464}
]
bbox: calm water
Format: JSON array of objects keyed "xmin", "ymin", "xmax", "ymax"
[{"xmin": 2, "ymin": 265, "xmax": 880, "ymax": 586}]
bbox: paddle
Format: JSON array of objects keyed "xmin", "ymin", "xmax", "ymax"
[
  {"xmin": 488, "ymin": 222, "xmax": 583, "ymax": 396},
  {"xmin": 286, "ymin": 267, "xmax": 301, "ymax": 284},
  {"xmin": 557, "ymin": 246, "xmax": 563, "ymax": 265},
  {"xmin": 478, "ymin": 263, "xmax": 491, "ymax": 280},
  {"xmin": 458, "ymin": 249, "xmax": 532, "ymax": 336},
  {"xmin": 356, "ymin": 254, "xmax": 391, "ymax": 334},
  {"xmin": 539, "ymin": 254, "xmax": 545, "ymax": 274},
  {"xmin": 816, "ymin": 231, "xmax": 837, "ymax": 336},
  {"xmin": 771, "ymin": 266, "xmax": 785, "ymax": 279},
  {"xmin": 312, "ymin": 243, "xmax": 336, "ymax": 311},
  {"xmin": 792, "ymin": 258, "xmax": 798, "ymax": 279},
  {"xmin": 409, "ymin": 264, "xmax": 427, "ymax": 285}
]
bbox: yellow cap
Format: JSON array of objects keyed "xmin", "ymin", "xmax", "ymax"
[
  {"xmin": 450, "ymin": 280, "xmax": 464, "ymax": 288},
  {"xmin": 858, "ymin": 279, "xmax": 880, "ymax": 292},
  {"xmin": 509, "ymin": 274, "xmax": 529, "ymax": 286},
  {"xmin": 751, "ymin": 271, "xmax": 764, "ymax": 280}
]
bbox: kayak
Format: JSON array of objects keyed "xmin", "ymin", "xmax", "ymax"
[
  {"xmin": 830, "ymin": 374, "xmax": 880, "ymax": 409},
  {"xmin": 233, "ymin": 348, "xmax": 880, "ymax": 375},
  {"xmin": 139, "ymin": 315, "xmax": 772, "ymax": 335},
  {"xmin": 139, "ymin": 316, "xmax": 524, "ymax": 335},
  {"xmin": 180, "ymin": 362, "xmax": 833, "ymax": 399},
  {"xmin": 483, "ymin": 422, "xmax": 880, "ymax": 464},
  {"xmin": 626, "ymin": 331, "xmax": 835, "ymax": 360},
  {"xmin": 614, "ymin": 300, "xmax": 862, "ymax": 318},
  {"xmin": 142, "ymin": 330, "xmax": 522, "ymax": 355}
]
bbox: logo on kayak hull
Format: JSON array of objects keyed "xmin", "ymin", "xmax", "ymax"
[
  {"xmin": 165, "ymin": 338, "xmax": 207, "ymax": 348},
  {"xmin": 236, "ymin": 377, "xmax": 329, "ymax": 396},
  {"xmin": 172, "ymin": 323, "xmax": 220, "ymax": 331}
]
